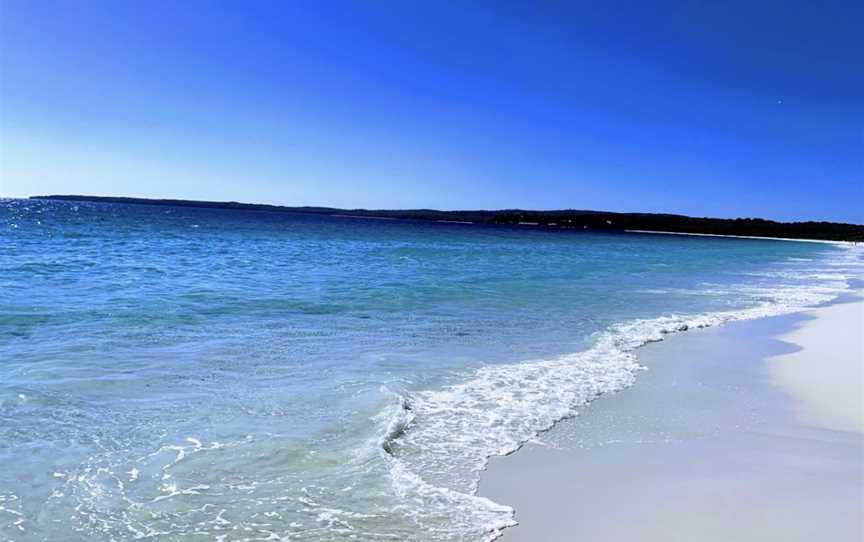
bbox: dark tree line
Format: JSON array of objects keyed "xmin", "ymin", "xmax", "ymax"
[
  {"xmin": 31, "ymin": 195, "xmax": 864, "ymax": 242},
  {"xmin": 490, "ymin": 210, "xmax": 864, "ymax": 241}
]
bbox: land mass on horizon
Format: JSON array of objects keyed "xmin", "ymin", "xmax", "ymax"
[{"xmin": 28, "ymin": 195, "xmax": 864, "ymax": 242}]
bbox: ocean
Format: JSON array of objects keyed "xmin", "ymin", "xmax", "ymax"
[{"xmin": 1, "ymin": 198, "xmax": 860, "ymax": 541}]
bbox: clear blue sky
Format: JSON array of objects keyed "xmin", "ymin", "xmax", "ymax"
[{"xmin": 1, "ymin": 1, "xmax": 861, "ymax": 222}]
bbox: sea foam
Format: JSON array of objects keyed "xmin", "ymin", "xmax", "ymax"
[{"xmin": 377, "ymin": 247, "xmax": 863, "ymax": 540}]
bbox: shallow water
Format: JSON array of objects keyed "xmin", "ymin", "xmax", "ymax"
[{"xmin": 1, "ymin": 199, "xmax": 860, "ymax": 540}]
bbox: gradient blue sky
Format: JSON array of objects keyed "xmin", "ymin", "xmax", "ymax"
[{"xmin": 1, "ymin": 1, "xmax": 861, "ymax": 222}]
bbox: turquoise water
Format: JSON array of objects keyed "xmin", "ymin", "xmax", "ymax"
[{"xmin": 1, "ymin": 199, "xmax": 860, "ymax": 541}]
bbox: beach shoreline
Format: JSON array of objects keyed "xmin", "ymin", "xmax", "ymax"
[
  {"xmin": 480, "ymin": 293, "xmax": 864, "ymax": 541},
  {"xmin": 4, "ymin": 199, "xmax": 861, "ymax": 541},
  {"xmin": 624, "ymin": 229, "xmax": 858, "ymax": 245}
]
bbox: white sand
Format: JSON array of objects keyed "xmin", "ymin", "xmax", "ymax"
[
  {"xmin": 480, "ymin": 298, "xmax": 864, "ymax": 541},
  {"xmin": 768, "ymin": 301, "xmax": 864, "ymax": 433},
  {"xmin": 624, "ymin": 229, "xmax": 856, "ymax": 245}
]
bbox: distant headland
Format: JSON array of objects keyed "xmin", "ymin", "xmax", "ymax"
[{"xmin": 29, "ymin": 195, "xmax": 864, "ymax": 242}]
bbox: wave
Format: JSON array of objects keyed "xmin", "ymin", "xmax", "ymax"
[{"xmin": 375, "ymin": 247, "xmax": 863, "ymax": 540}]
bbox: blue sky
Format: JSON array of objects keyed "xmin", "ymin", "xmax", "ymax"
[{"xmin": 1, "ymin": 1, "xmax": 861, "ymax": 222}]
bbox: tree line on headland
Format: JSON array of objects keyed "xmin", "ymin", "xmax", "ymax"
[{"xmin": 31, "ymin": 195, "xmax": 864, "ymax": 242}]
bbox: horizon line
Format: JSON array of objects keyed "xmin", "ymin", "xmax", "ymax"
[{"xmin": 21, "ymin": 193, "xmax": 864, "ymax": 227}]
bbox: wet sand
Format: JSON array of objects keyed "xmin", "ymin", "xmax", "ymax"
[{"xmin": 480, "ymin": 295, "xmax": 864, "ymax": 541}]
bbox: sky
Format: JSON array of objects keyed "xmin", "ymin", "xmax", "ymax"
[{"xmin": 0, "ymin": 1, "xmax": 861, "ymax": 222}]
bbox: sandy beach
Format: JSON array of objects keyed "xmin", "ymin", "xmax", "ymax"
[
  {"xmin": 481, "ymin": 294, "xmax": 864, "ymax": 541},
  {"xmin": 768, "ymin": 300, "xmax": 864, "ymax": 433}
]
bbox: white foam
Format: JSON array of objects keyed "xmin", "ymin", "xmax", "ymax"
[{"xmin": 377, "ymin": 246, "xmax": 863, "ymax": 539}]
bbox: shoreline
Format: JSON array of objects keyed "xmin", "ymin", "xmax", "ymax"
[
  {"xmin": 480, "ymin": 293, "xmax": 864, "ymax": 541},
  {"xmin": 624, "ymin": 229, "xmax": 858, "ymax": 245}
]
